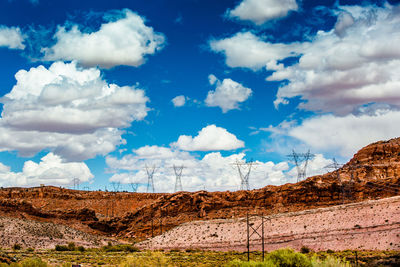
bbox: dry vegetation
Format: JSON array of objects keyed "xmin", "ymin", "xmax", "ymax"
[{"xmin": 0, "ymin": 246, "xmax": 399, "ymax": 266}]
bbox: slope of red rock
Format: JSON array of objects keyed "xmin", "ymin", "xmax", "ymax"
[
  {"xmin": 0, "ymin": 137, "xmax": 399, "ymax": 240},
  {"xmin": 138, "ymin": 196, "xmax": 400, "ymax": 251}
]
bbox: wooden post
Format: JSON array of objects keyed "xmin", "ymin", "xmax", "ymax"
[
  {"xmin": 262, "ymin": 215, "xmax": 265, "ymax": 261},
  {"xmin": 247, "ymin": 213, "xmax": 250, "ymax": 261}
]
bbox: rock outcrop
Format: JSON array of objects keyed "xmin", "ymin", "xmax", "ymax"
[{"xmin": 0, "ymin": 137, "xmax": 399, "ymax": 239}]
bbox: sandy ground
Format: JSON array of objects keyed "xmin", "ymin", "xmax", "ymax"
[
  {"xmin": 0, "ymin": 216, "xmax": 114, "ymax": 249},
  {"xmin": 138, "ymin": 196, "xmax": 400, "ymax": 251}
]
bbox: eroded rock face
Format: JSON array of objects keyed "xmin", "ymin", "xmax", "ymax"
[
  {"xmin": 110, "ymin": 137, "xmax": 400, "ymax": 238},
  {"xmin": 0, "ymin": 137, "xmax": 399, "ymax": 239}
]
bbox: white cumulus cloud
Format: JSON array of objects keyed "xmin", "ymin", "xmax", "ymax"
[
  {"xmin": 213, "ymin": 5, "xmax": 400, "ymax": 116},
  {"xmin": 42, "ymin": 9, "xmax": 165, "ymax": 68},
  {"xmin": 227, "ymin": 0, "xmax": 298, "ymax": 25},
  {"xmin": 172, "ymin": 125, "xmax": 245, "ymax": 151},
  {"xmin": 264, "ymin": 107, "xmax": 400, "ymax": 159},
  {"xmin": 0, "ymin": 61, "xmax": 149, "ymax": 161},
  {"xmin": 210, "ymin": 32, "xmax": 300, "ymax": 70},
  {"xmin": 0, "ymin": 26, "xmax": 25, "ymax": 50},
  {"xmin": 0, "ymin": 153, "xmax": 93, "ymax": 187},
  {"xmin": 205, "ymin": 75, "xmax": 252, "ymax": 113},
  {"xmin": 171, "ymin": 95, "xmax": 187, "ymax": 107}
]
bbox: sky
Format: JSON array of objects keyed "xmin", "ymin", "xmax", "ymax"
[{"xmin": 0, "ymin": 0, "xmax": 400, "ymax": 192}]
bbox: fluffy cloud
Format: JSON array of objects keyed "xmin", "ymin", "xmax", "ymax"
[
  {"xmin": 205, "ymin": 75, "xmax": 252, "ymax": 112},
  {"xmin": 0, "ymin": 153, "xmax": 93, "ymax": 187},
  {"xmin": 213, "ymin": 5, "xmax": 400, "ymax": 116},
  {"xmin": 286, "ymin": 109, "xmax": 400, "ymax": 158},
  {"xmin": 107, "ymin": 145, "xmax": 332, "ymax": 192},
  {"xmin": 227, "ymin": 0, "xmax": 298, "ymax": 25},
  {"xmin": 0, "ymin": 61, "xmax": 149, "ymax": 161},
  {"xmin": 0, "ymin": 26, "xmax": 25, "ymax": 49},
  {"xmin": 171, "ymin": 95, "xmax": 187, "ymax": 107},
  {"xmin": 210, "ymin": 32, "xmax": 300, "ymax": 70},
  {"xmin": 42, "ymin": 9, "xmax": 165, "ymax": 68},
  {"xmin": 262, "ymin": 105, "xmax": 400, "ymax": 159},
  {"xmin": 172, "ymin": 125, "xmax": 245, "ymax": 151},
  {"xmin": 271, "ymin": 5, "xmax": 400, "ymax": 114}
]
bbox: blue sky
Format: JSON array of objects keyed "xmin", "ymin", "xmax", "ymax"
[{"xmin": 0, "ymin": 0, "xmax": 400, "ymax": 192}]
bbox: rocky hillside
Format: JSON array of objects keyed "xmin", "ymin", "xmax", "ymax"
[
  {"xmin": 138, "ymin": 196, "xmax": 400, "ymax": 252},
  {"xmin": 0, "ymin": 216, "xmax": 115, "ymax": 249},
  {"xmin": 0, "ymin": 137, "xmax": 399, "ymax": 240}
]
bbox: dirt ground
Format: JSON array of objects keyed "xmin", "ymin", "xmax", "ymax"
[{"xmin": 138, "ymin": 196, "xmax": 400, "ymax": 252}]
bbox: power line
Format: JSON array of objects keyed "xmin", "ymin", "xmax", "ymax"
[
  {"xmin": 287, "ymin": 149, "xmax": 315, "ymax": 182},
  {"xmin": 173, "ymin": 165, "xmax": 185, "ymax": 192}
]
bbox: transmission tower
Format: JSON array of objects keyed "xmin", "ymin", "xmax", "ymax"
[
  {"xmin": 111, "ymin": 181, "xmax": 120, "ymax": 192},
  {"xmin": 72, "ymin": 178, "xmax": 80, "ymax": 190},
  {"xmin": 145, "ymin": 164, "xmax": 158, "ymax": 193},
  {"xmin": 325, "ymin": 158, "xmax": 345, "ymax": 203},
  {"xmin": 173, "ymin": 165, "xmax": 185, "ymax": 192},
  {"xmin": 287, "ymin": 149, "xmax": 315, "ymax": 182},
  {"xmin": 130, "ymin": 182, "xmax": 139, "ymax": 192},
  {"xmin": 232, "ymin": 159, "xmax": 258, "ymax": 190}
]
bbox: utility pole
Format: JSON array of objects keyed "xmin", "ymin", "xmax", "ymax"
[
  {"xmin": 232, "ymin": 159, "xmax": 258, "ymax": 190},
  {"xmin": 145, "ymin": 165, "xmax": 158, "ymax": 193},
  {"xmin": 173, "ymin": 165, "xmax": 185, "ymax": 192},
  {"xmin": 287, "ymin": 149, "xmax": 315, "ymax": 182}
]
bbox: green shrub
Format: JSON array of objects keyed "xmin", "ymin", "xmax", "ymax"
[
  {"xmin": 266, "ymin": 248, "xmax": 312, "ymax": 267},
  {"xmin": 12, "ymin": 244, "xmax": 21, "ymax": 251},
  {"xmin": 102, "ymin": 244, "xmax": 139, "ymax": 252},
  {"xmin": 55, "ymin": 245, "xmax": 69, "ymax": 251},
  {"xmin": 226, "ymin": 248, "xmax": 312, "ymax": 267},
  {"xmin": 67, "ymin": 243, "xmax": 75, "ymax": 251},
  {"xmin": 300, "ymin": 246, "xmax": 311, "ymax": 254},
  {"xmin": 77, "ymin": 246, "xmax": 85, "ymax": 252},
  {"xmin": 26, "ymin": 248, "xmax": 34, "ymax": 252}
]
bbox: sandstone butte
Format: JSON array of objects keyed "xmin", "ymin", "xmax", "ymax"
[{"xmin": 0, "ymin": 137, "xmax": 399, "ymax": 243}]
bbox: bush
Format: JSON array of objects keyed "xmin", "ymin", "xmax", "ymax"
[
  {"xmin": 67, "ymin": 243, "xmax": 75, "ymax": 251},
  {"xmin": 102, "ymin": 244, "xmax": 139, "ymax": 252},
  {"xmin": 226, "ymin": 248, "xmax": 312, "ymax": 267},
  {"xmin": 55, "ymin": 245, "xmax": 69, "ymax": 251},
  {"xmin": 266, "ymin": 248, "xmax": 311, "ymax": 267},
  {"xmin": 12, "ymin": 244, "xmax": 21, "ymax": 251},
  {"xmin": 300, "ymin": 246, "xmax": 311, "ymax": 254},
  {"xmin": 77, "ymin": 246, "xmax": 85, "ymax": 252}
]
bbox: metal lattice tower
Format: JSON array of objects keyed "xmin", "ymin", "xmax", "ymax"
[
  {"xmin": 232, "ymin": 159, "xmax": 258, "ymax": 191},
  {"xmin": 72, "ymin": 178, "xmax": 80, "ymax": 190},
  {"xmin": 325, "ymin": 158, "xmax": 345, "ymax": 203},
  {"xmin": 130, "ymin": 182, "xmax": 139, "ymax": 192},
  {"xmin": 287, "ymin": 149, "xmax": 315, "ymax": 182},
  {"xmin": 324, "ymin": 158, "xmax": 343, "ymax": 183},
  {"xmin": 146, "ymin": 164, "xmax": 158, "ymax": 193},
  {"xmin": 173, "ymin": 165, "xmax": 184, "ymax": 192},
  {"xmin": 111, "ymin": 181, "xmax": 120, "ymax": 192}
]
